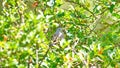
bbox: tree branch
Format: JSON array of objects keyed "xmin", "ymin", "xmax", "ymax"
[
  {"xmin": 36, "ymin": 49, "xmax": 39, "ymax": 67},
  {"xmin": 87, "ymin": 7, "xmax": 108, "ymax": 36},
  {"xmin": 39, "ymin": 46, "xmax": 50, "ymax": 66},
  {"xmin": 38, "ymin": 43, "xmax": 54, "ymax": 66},
  {"xmin": 65, "ymin": 0, "xmax": 97, "ymax": 19}
]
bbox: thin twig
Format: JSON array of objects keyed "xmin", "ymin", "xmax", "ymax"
[
  {"xmin": 65, "ymin": 0, "xmax": 97, "ymax": 19},
  {"xmin": 39, "ymin": 48, "xmax": 49, "ymax": 66},
  {"xmin": 87, "ymin": 15, "xmax": 101, "ymax": 36},
  {"xmin": 87, "ymin": 7, "xmax": 108, "ymax": 36},
  {"xmin": 99, "ymin": 8, "xmax": 108, "ymax": 15},
  {"xmin": 36, "ymin": 49, "xmax": 39, "ymax": 68},
  {"xmin": 39, "ymin": 45, "xmax": 51, "ymax": 66}
]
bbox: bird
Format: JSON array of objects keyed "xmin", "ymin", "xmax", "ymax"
[
  {"xmin": 51, "ymin": 28, "xmax": 64, "ymax": 46},
  {"xmin": 39, "ymin": 27, "xmax": 64, "ymax": 66}
]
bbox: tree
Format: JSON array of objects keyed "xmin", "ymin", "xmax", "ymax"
[{"xmin": 0, "ymin": 0, "xmax": 120, "ymax": 68}]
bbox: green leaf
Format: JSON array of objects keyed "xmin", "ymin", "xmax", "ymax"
[{"xmin": 109, "ymin": 4, "xmax": 115, "ymax": 13}]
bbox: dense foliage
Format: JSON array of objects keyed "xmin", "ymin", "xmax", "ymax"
[{"xmin": 0, "ymin": 0, "xmax": 120, "ymax": 68}]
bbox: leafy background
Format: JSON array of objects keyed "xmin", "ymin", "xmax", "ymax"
[{"xmin": 0, "ymin": 0, "xmax": 120, "ymax": 68}]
